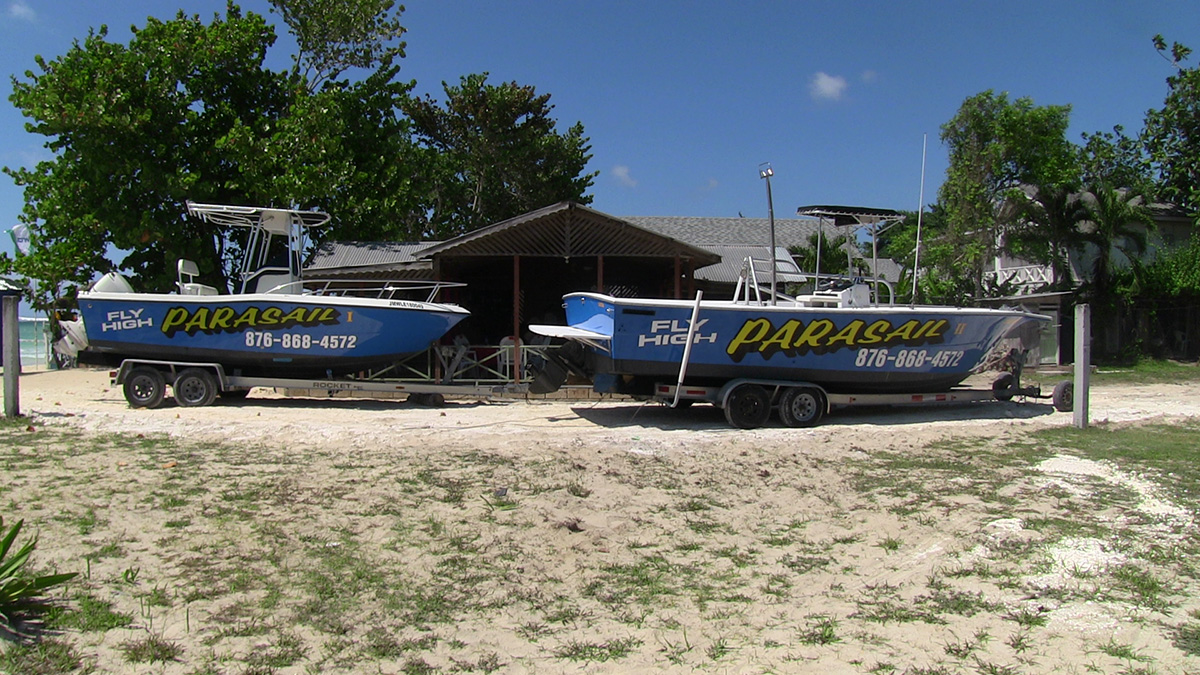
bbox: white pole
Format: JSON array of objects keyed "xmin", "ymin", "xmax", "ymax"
[
  {"xmin": 672, "ymin": 291, "xmax": 704, "ymax": 407},
  {"xmin": 912, "ymin": 133, "xmax": 928, "ymax": 306},
  {"xmin": 1074, "ymin": 303, "xmax": 1091, "ymax": 429}
]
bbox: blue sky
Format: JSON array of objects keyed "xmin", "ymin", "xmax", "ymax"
[{"xmin": 2, "ymin": 0, "xmax": 1199, "ymax": 311}]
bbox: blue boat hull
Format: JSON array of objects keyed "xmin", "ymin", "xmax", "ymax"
[
  {"xmin": 549, "ymin": 293, "xmax": 1047, "ymax": 395},
  {"xmin": 78, "ymin": 293, "xmax": 468, "ymax": 376}
]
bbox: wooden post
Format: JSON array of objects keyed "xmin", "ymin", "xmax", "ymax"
[
  {"xmin": 1074, "ymin": 303, "xmax": 1090, "ymax": 430},
  {"xmin": 512, "ymin": 255, "xmax": 521, "ymax": 382},
  {"xmin": 3, "ymin": 295, "xmax": 20, "ymax": 417}
]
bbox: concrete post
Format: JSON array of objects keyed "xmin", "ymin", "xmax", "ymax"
[
  {"xmin": 1073, "ymin": 303, "xmax": 1090, "ymax": 429},
  {"xmin": 3, "ymin": 295, "xmax": 19, "ymax": 417}
]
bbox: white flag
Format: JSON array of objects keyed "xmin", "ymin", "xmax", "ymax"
[{"xmin": 10, "ymin": 224, "xmax": 30, "ymax": 255}]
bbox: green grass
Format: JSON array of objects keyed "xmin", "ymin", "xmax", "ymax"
[
  {"xmin": 5, "ymin": 406, "xmax": 1200, "ymax": 673},
  {"xmin": 1090, "ymin": 358, "xmax": 1200, "ymax": 385}
]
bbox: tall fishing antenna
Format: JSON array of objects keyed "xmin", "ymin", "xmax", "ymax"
[{"xmin": 911, "ymin": 134, "xmax": 927, "ymax": 307}]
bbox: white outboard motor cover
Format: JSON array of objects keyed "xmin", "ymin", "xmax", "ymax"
[{"xmin": 90, "ymin": 272, "xmax": 135, "ymax": 294}]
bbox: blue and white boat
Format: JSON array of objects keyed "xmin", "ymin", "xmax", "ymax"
[
  {"xmin": 72, "ymin": 202, "xmax": 469, "ymax": 377},
  {"xmin": 531, "ymin": 271, "xmax": 1048, "ymax": 397}
]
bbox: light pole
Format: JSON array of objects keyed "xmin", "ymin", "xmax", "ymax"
[{"xmin": 759, "ymin": 163, "xmax": 776, "ymax": 305}]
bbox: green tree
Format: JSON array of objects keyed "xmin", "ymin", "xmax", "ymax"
[
  {"xmin": 1080, "ymin": 185, "xmax": 1154, "ymax": 306},
  {"xmin": 1004, "ymin": 183, "xmax": 1091, "ymax": 290},
  {"xmin": 1079, "ymin": 125, "xmax": 1154, "ymax": 195},
  {"xmin": 937, "ymin": 90, "xmax": 1078, "ymax": 299},
  {"xmin": 1144, "ymin": 36, "xmax": 1200, "ymax": 216},
  {"xmin": 788, "ymin": 230, "xmax": 861, "ymax": 278},
  {"xmin": 268, "ymin": 0, "xmax": 407, "ymax": 92},
  {"xmin": 404, "ymin": 73, "xmax": 596, "ymax": 237},
  {"xmin": 3, "ymin": 1, "xmax": 435, "ymax": 317},
  {"xmin": 4, "ymin": 6, "xmax": 292, "ymax": 303}
]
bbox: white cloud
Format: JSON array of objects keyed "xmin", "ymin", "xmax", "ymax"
[
  {"xmin": 703, "ymin": 178, "xmax": 718, "ymax": 192},
  {"xmin": 8, "ymin": 1, "xmax": 35, "ymax": 20},
  {"xmin": 861, "ymin": 70, "xmax": 878, "ymax": 84},
  {"xmin": 809, "ymin": 72, "xmax": 848, "ymax": 101},
  {"xmin": 611, "ymin": 165, "xmax": 637, "ymax": 188}
]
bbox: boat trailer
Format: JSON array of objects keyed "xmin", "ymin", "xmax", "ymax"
[
  {"xmin": 652, "ymin": 370, "xmax": 1073, "ymax": 429},
  {"xmin": 111, "ymin": 358, "xmax": 524, "ymax": 409}
]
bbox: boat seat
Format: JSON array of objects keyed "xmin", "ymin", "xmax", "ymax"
[
  {"xmin": 252, "ymin": 270, "xmax": 295, "ymax": 294},
  {"xmin": 176, "ymin": 259, "xmax": 220, "ymax": 296}
]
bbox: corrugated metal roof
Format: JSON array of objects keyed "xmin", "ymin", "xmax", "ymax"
[
  {"xmin": 695, "ymin": 246, "xmax": 808, "ymax": 284},
  {"xmin": 307, "ymin": 241, "xmax": 434, "ymax": 270},
  {"xmin": 624, "ymin": 215, "xmax": 825, "ymax": 250},
  {"xmin": 419, "ymin": 202, "xmax": 720, "ymax": 265}
]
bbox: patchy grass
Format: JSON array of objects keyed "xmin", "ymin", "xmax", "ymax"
[{"xmin": 3, "ymin": 411, "xmax": 1200, "ymax": 673}]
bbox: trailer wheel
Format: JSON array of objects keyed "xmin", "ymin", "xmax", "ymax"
[
  {"xmin": 1052, "ymin": 380, "xmax": 1073, "ymax": 412},
  {"xmin": 123, "ymin": 367, "xmax": 166, "ymax": 409},
  {"xmin": 174, "ymin": 368, "xmax": 218, "ymax": 407},
  {"xmin": 778, "ymin": 386, "xmax": 825, "ymax": 427},
  {"xmin": 992, "ymin": 372, "xmax": 1016, "ymax": 401},
  {"xmin": 724, "ymin": 384, "xmax": 771, "ymax": 429}
]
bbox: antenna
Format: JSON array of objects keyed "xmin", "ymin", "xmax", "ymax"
[{"xmin": 911, "ymin": 134, "xmax": 927, "ymax": 306}]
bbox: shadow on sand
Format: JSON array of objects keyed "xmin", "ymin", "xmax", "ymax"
[{"xmin": 570, "ymin": 398, "xmax": 1063, "ymax": 430}]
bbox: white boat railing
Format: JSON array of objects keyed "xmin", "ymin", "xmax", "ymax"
[
  {"xmin": 257, "ymin": 278, "xmax": 467, "ymax": 303},
  {"xmin": 733, "ymin": 256, "xmax": 895, "ymax": 308}
]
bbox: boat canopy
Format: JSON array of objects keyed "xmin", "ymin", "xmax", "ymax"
[{"xmin": 186, "ymin": 202, "xmax": 331, "ymax": 234}]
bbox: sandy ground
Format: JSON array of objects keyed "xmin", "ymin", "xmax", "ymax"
[{"xmin": 4, "ymin": 367, "xmax": 1200, "ymax": 674}]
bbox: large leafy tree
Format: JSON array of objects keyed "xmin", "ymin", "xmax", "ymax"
[
  {"xmin": 2, "ymin": 1, "xmax": 434, "ymax": 313},
  {"xmin": 404, "ymin": 73, "xmax": 596, "ymax": 237},
  {"xmin": 4, "ymin": 6, "xmax": 290, "ymax": 305},
  {"xmin": 1144, "ymin": 36, "xmax": 1200, "ymax": 216},
  {"xmin": 937, "ymin": 90, "xmax": 1078, "ymax": 299},
  {"xmin": 268, "ymin": 0, "xmax": 407, "ymax": 92}
]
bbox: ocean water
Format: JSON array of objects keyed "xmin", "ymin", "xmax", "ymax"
[{"xmin": 2, "ymin": 317, "xmax": 53, "ymax": 369}]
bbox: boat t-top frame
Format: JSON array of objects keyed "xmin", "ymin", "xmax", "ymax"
[{"xmin": 187, "ymin": 201, "xmax": 331, "ymax": 295}]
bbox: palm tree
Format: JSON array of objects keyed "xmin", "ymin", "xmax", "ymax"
[
  {"xmin": 1079, "ymin": 185, "xmax": 1155, "ymax": 303},
  {"xmin": 1005, "ymin": 184, "xmax": 1091, "ymax": 291}
]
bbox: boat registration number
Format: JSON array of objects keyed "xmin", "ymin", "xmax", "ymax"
[
  {"xmin": 855, "ymin": 348, "xmax": 965, "ymax": 369},
  {"xmin": 245, "ymin": 331, "xmax": 358, "ymax": 350}
]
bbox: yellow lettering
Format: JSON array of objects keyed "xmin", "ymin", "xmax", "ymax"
[
  {"xmin": 233, "ymin": 307, "xmax": 259, "ymax": 328},
  {"xmin": 826, "ymin": 320, "xmax": 865, "ymax": 347},
  {"xmin": 793, "ymin": 319, "xmax": 835, "ymax": 349},
  {"xmin": 260, "ymin": 307, "xmax": 283, "ymax": 326},
  {"xmin": 759, "ymin": 320, "xmax": 801, "ymax": 353},
  {"xmin": 861, "ymin": 319, "xmax": 891, "ymax": 345},
  {"xmin": 884, "ymin": 320, "xmax": 921, "ymax": 342},
  {"xmin": 727, "ymin": 319, "xmax": 772, "ymax": 359},
  {"xmin": 183, "ymin": 308, "xmax": 210, "ymax": 334},
  {"xmin": 161, "ymin": 308, "xmax": 189, "ymax": 336},
  {"xmin": 925, "ymin": 319, "xmax": 948, "ymax": 339},
  {"xmin": 280, "ymin": 307, "xmax": 308, "ymax": 326},
  {"xmin": 210, "ymin": 306, "xmax": 235, "ymax": 330}
]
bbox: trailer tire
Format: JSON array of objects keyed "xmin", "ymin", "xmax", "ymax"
[
  {"xmin": 124, "ymin": 367, "xmax": 166, "ymax": 409},
  {"xmin": 778, "ymin": 386, "xmax": 825, "ymax": 427},
  {"xmin": 1052, "ymin": 380, "xmax": 1073, "ymax": 412},
  {"xmin": 992, "ymin": 372, "xmax": 1016, "ymax": 401},
  {"xmin": 174, "ymin": 368, "xmax": 218, "ymax": 407},
  {"xmin": 724, "ymin": 384, "xmax": 771, "ymax": 429}
]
